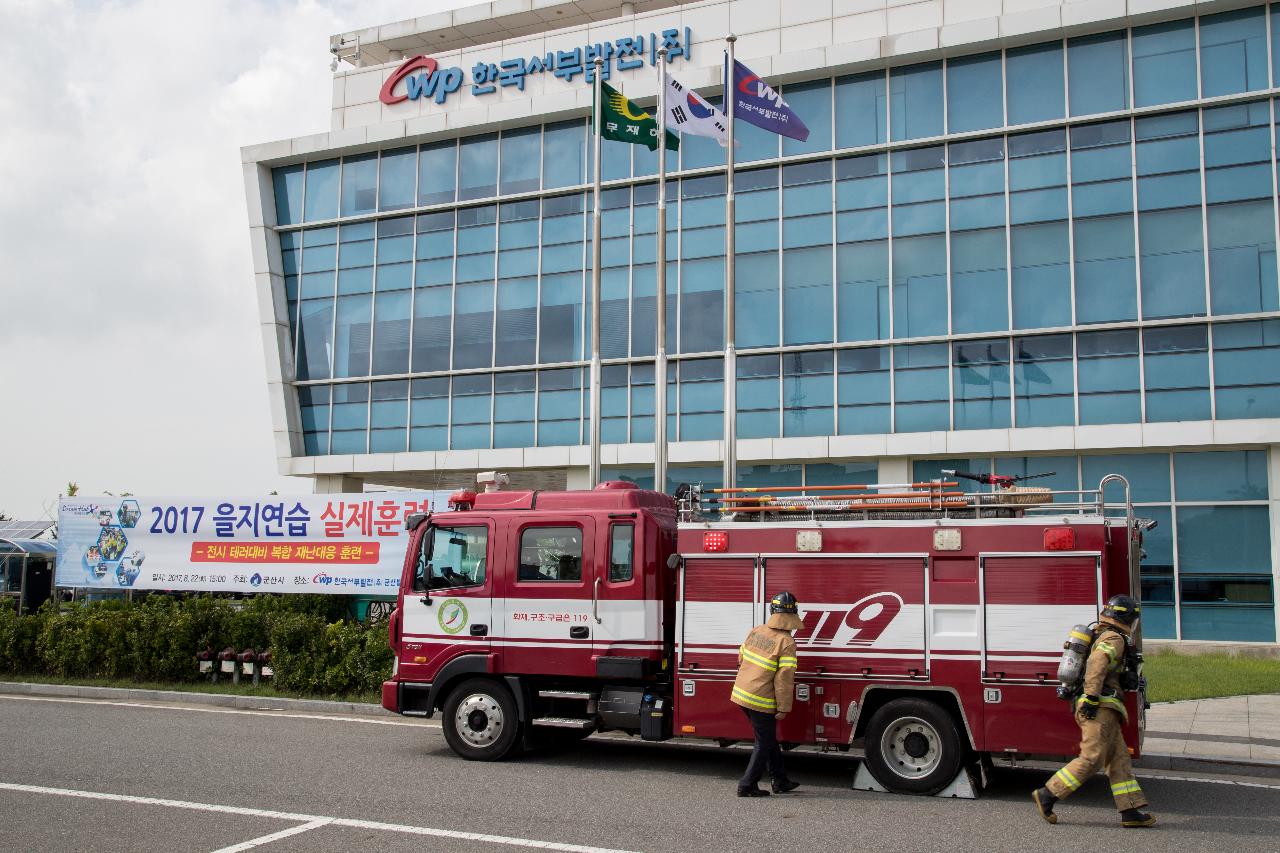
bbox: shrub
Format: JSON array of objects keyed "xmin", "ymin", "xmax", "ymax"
[{"xmin": 0, "ymin": 594, "xmax": 392, "ymax": 696}]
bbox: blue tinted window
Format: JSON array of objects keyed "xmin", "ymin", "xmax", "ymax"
[
  {"xmin": 783, "ymin": 246, "xmax": 833, "ymax": 345},
  {"xmin": 890, "ymin": 62, "xmax": 943, "ymax": 141},
  {"xmin": 540, "ymin": 271, "xmax": 582, "ymax": 364},
  {"xmin": 681, "ymin": 256, "xmax": 724, "ymax": 353},
  {"xmin": 891, "ymin": 146, "xmax": 944, "ymax": 236},
  {"xmin": 378, "ymin": 147, "xmax": 416, "ymax": 212},
  {"xmin": 737, "ymin": 354, "xmax": 779, "ymax": 439},
  {"xmin": 1214, "ymin": 319, "xmax": 1280, "ymax": 419},
  {"xmin": 737, "ymin": 250, "xmax": 779, "ymax": 348},
  {"xmin": 458, "ymin": 133, "xmax": 498, "ymax": 201},
  {"xmin": 451, "ymin": 373, "xmax": 492, "ymax": 449},
  {"xmin": 500, "ymin": 125, "xmax": 541, "ymax": 195},
  {"xmin": 333, "ymin": 294, "xmax": 371, "ymax": 378},
  {"xmin": 894, "ymin": 343, "xmax": 949, "ymax": 431},
  {"xmin": 1140, "ymin": 208, "xmax": 1205, "ymax": 318},
  {"xmin": 1180, "ymin": 603, "xmax": 1275, "ymax": 643},
  {"xmin": 1143, "ymin": 325, "xmax": 1210, "ymax": 421},
  {"xmin": 1175, "ymin": 449, "xmax": 1268, "ymax": 501},
  {"xmin": 453, "ymin": 281, "xmax": 493, "ymax": 370},
  {"xmin": 953, "ymin": 339, "xmax": 1010, "ymax": 430},
  {"xmin": 782, "ymin": 80, "xmax": 832, "ymax": 156},
  {"xmin": 806, "ymin": 461, "xmax": 878, "ymax": 486},
  {"xmin": 835, "ymin": 71, "xmax": 887, "ymax": 148},
  {"xmin": 1068, "ymin": 32, "xmax": 1129, "ymax": 116},
  {"xmin": 739, "ymin": 464, "xmax": 803, "ymax": 488},
  {"xmin": 330, "ymin": 383, "xmax": 368, "ymax": 454},
  {"xmin": 892, "ymin": 234, "xmax": 946, "ymax": 338},
  {"xmin": 273, "ymin": 165, "xmax": 304, "ymax": 225},
  {"xmin": 1200, "ymin": 7, "xmax": 1268, "ymax": 97},
  {"xmin": 371, "ymin": 290, "xmax": 411, "ymax": 376},
  {"xmin": 409, "ymin": 378, "xmax": 448, "ymax": 451},
  {"xmin": 951, "ymin": 229, "xmax": 1007, "ymax": 334},
  {"xmin": 1178, "ymin": 506, "xmax": 1271, "ymax": 573},
  {"xmin": 303, "ymin": 159, "xmax": 339, "ymax": 221},
  {"xmin": 1006, "ymin": 43, "xmax": 1064, "ymax": 125},
  {"xmin": 493, "ymin": 371, "xmax": 536, "ymax": 448},
  {"xmin": 1014, "ymin": 335, "xmax": 1073, "ymax": 426},
  {"xmin": 1074, "ymin": 216, "xmax": 1137, "ymax": 324},
  {"xmin": 837, "ymin": 240, "xmax": 888, "ymax": 342},
  {"xmin": 1077, "ymin": 329, "xmax": 1141, "ymax": 425},
  {"xmin": 297, "ymin": 299, "xmax": 333, "ymax": 381},
  {"xmin": 494, "ymin": 276, "xmax": 537, "ymax": 367},
  {"xmin": 679, "ymin": 358, "xmax": 723, "ymax": 441},
  {"xmin": 1205, "ymin": 105, "xmax": 1277, "ymax": 315},
  {"xmin": 1132, "ymin": 19, "xmax": 1197, "ymax": 107},
  {"xmin": 837, "ymin": 347, "xmax": 890, "ymax": 434},
  {"xmin": 369, "ymin": 380, "xmax": 408, "ymax": 452},
  {"xmin": 341, "ymin": 153, "xmax": 378, "ymax": 217},
  {"xmin": 538, "ymin": 368, "xmax": 581, "ymax": 446},
  {"xmin": 411, "ymin": 285, "xmax": 451, "ymax": 373},
  {"xmin": 1082, "ymin": 451, "xmax": 1171, "ymax": 502},
  {"xmin": 418, "ymin": 141, "xmax": 457, "ymax": 206},
  {"xmin": 783, "ymin": 351, "xmax": 834, "ymax": 436},
  {"xmin": 946, "ymin": 53, "xmax": 1002, "ymax": 133},
  {"xmin": 298, "ymin": 385, "xmax": 330, "ymax": 455}
]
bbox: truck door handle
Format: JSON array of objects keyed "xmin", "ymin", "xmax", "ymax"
[
  {"xmin": 470, "ymin": 624, "xmax": 488, "ymax": 636},
  {"xmin": 592, "ymin": 578, "xmax": 602, "ymax": 624},
  {"xmin": 570, "ymin": 626, "xmax": 589, "ymax": 639}
]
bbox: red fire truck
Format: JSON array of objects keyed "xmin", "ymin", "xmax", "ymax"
[{"xmin": 382, "ymin": 472, "xmax": 1149, "ymax": 795}]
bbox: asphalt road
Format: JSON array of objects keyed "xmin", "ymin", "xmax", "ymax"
[{"xmin": 1, "ymin": 694, "xmax": 1278, "ymax": 853}]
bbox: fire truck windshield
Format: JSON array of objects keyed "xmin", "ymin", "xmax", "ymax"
[{"xmin": 416, "ymin": 526, "xmax": 488, "ymax": 591}]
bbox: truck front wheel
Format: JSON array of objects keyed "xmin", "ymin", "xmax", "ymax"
[
  {"xmin": 862, "ymin": 697, "xmax": 965, "ymax": 795},
  {"xmin": 441, "ymin": 678, "xmax": 522, "ymax": 761}
]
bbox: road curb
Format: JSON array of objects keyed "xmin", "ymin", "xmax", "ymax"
[
  {"xmin": 1135, "ymin": 751, "xmax": 1280, "ymax": 779},
  {"xmin": 0, "ymin": 681, "xmax": 393, "ymax": 717}
]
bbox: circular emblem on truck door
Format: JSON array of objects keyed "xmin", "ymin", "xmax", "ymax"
[{"xmin": 438, "ymin": 598, "xmax": 469, "ymax": 635}]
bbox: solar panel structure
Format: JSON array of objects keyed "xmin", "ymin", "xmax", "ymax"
[{"xmin": 0, "ymin": 520, "xmax": 56, "ymax": 540}]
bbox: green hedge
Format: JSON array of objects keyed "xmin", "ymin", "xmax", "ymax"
[{"xmin": 0, "ymin": 595, "xmax": 392, "ymax": 697}]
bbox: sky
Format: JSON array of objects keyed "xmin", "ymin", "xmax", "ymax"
[{"xmin": 0, "ymin": 0, "xmax": 472, "ymax": 519}]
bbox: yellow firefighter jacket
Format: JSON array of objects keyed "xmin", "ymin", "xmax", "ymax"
[
  {"xmin": 1074, "ymin": 620, "xmax": 1131, "ymax": 722},
  {"xmin": 731, "ymin": 612, "xmax": 802, "ymax": 714}
]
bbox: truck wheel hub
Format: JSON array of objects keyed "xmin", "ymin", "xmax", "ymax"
[
  {"xmin": 880, "ymin": 716, "xmax": 941, "ymax": 779},
  {"xmin": 455, "ymin": 694, "xmax": 503, "ymax": 747}
]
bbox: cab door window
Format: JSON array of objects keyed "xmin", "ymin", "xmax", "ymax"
[
  {"xmin": 608, "ymin": 524, "xmax": 634, "ymax": 583},
  {"xmin": 518, "ymin": 527, "xmax": 583, "ymax": 581},
  {"xmin": 415, "ymin": 526, "xmax": 488, "ymax": 590}
]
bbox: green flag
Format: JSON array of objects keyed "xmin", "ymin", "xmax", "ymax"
[{"xmin": 596, "ymin": 80, "xmax": 678, "ymax": 152}]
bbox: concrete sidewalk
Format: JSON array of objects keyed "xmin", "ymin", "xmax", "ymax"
[{"xmin": 1143, "ymin": 694, "xmax": 1280, "ymax": 765}]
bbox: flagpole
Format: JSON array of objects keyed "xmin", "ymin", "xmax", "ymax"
[
  {"xmin": 588, "ymin": 55, "xmax": 604, "ymax": 489},
  {"xmin": 722, "ymin": 35, "xmax": 737, "ymax": 493},
  {"xmin": 654, "ymin": 46, "xmax": 669, "ymax": 494}
]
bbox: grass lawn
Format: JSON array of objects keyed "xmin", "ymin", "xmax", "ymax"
[
  {"xmin": 1143, "ymin": 651, "xmax": 1280, "ymax": 703},
  {"xmin": 0, "ymin": 673, "xmax": 380, "ymax": 705}
]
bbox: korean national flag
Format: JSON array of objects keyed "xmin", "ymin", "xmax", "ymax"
[{"xmin": 664, "ymin": 74, "xmax": 730, "ymax": 147}]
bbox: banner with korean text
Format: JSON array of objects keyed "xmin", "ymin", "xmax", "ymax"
[{"xmin": 55, "ymin": 492, "xmax": 453, "ymax": 594}]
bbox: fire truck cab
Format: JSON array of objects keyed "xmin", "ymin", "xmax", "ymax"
[{"xmin": 383, "ymin": 472, "xmax": 1147, "ymax": 796}]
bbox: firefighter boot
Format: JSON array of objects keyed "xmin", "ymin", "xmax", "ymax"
[
  {"xmin": 737, "ymin": 786, "xmax": 770, "ymax": 798},
  {"xmin": 1032, "ymin": 788, "xmax": 1058, "ymax": 824},
  {"xmin": 771, "ymin": 779, "xmax": 800, "ymax": 794},
  {"xmin": 1120, "ymin": 809, "xmax": 1156, "ymax": 828}
]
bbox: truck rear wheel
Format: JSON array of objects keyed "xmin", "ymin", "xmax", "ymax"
[
  {"xmin": 442, "ymin": 678, "xmax": 522, "ymax": 761},
  {"xmin": 863, "ymin": 697, "xmax": 965, "ymax": 795}
]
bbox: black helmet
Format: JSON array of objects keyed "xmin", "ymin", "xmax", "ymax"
[
  {"xmin": 1102, "ymin": 594, "xmax": 1141, "ymax": 626},
  {"xmin": 770, "ymin": 591, "xmax": 799, "ymax": 615}
]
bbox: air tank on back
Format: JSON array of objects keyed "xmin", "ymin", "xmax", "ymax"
[{"xmin": 1055, "ymin": 624, "xmax": 1095, "ymax": 700}]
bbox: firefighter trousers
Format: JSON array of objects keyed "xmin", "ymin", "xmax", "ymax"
[
  {"xmin": 739, "ymin": 708, "xmax": 788, "ymax": 789},
  {"xmin": 1045, "ymin": 707, "xmax": 1147, "ymax": 811}
]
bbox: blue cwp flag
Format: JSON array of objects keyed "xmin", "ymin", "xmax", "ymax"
[{"xmin": 728, "ymin": 58, "xmax": 810, "ymax": 142}]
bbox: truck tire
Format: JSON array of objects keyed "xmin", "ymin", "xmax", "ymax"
[
  {"xmin": 863, "ymin": 697, "xmax": 965, "ymax": 795},
  {"xmin": 442, "ymin": 678, "xmax": 523, "ymax": 761}
]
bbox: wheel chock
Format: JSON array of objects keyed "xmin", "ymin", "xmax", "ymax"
[{"xmin": 850, "ymin": 763, "xmax": 981, "ymax": 799}]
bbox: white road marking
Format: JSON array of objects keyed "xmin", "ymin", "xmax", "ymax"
[
  {"xmin": 209, "ymin": 818, "xmax": 333, "ymax": 853},
  {"xmin": 0, "ymin": 694, "xmax": 440, "ymax": 728},
  {"xmin": 0, "ymin": 781, "xmax": 640, "ymax": 853},
  {"xmin": 1137, "ymin": 772, "xmax": 1280, "ymax": 790}
]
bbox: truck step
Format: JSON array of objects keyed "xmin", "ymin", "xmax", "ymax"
[
  {"xmin": 537, "ymin": 690, "xmax": 597, "ymax": 701},
  {"xmin": 531, "ymin": 716, "xmax": 595, "ymax": 730}
]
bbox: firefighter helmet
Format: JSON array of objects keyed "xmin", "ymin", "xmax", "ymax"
[
  {"xmin": 1102, "ymin": 594, "xmax": 1141, "ymax": 626},
  {"xmin": 770, "ymin": 591, "xmax": 799, "ymax": 615}
]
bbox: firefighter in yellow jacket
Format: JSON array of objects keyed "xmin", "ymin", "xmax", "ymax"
[
  {"xmin": 731, "ymin": 591, "xmax": 803, "ymax": 797},
  {"xmin": 1033, "ymin": 594, "xmax": 1156, "ymax": 828}
]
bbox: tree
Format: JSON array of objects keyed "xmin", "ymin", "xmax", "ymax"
[{"xmin": 66, "ymin": 482, "xmax": 79, "ymax": 497}]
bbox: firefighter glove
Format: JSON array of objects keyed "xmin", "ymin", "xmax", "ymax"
[{"xmin": 1080, "ymin": 694, "xmax": 1100, "ymax": 720}]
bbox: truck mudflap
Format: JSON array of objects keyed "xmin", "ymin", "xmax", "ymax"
[{"xmin": 381, "ymin": 680, "xmax": 399, "ymax": 714}]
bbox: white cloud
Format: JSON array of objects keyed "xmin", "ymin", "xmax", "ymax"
[{"xmin": 0, "ymin": 0, "xmax": 458, "ymax": 517}]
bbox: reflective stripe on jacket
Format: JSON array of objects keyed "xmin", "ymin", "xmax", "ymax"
[{"xmin": 731, "ymin": 621, "xmax": 799, "ymax": 714}]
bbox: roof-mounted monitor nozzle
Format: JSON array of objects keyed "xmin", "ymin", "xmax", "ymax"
[{"xmin": 477, "ymin": 471, "xmax": 509, "ymax": 493}]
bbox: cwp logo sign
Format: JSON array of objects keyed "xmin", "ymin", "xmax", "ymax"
[
  {"xmin": 793, "ymin": 592, "xmax": 903, "ymax": 647},
  {"xmin": 380, "ymin": 55, "xmax": 465, "ymax": 105}
]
